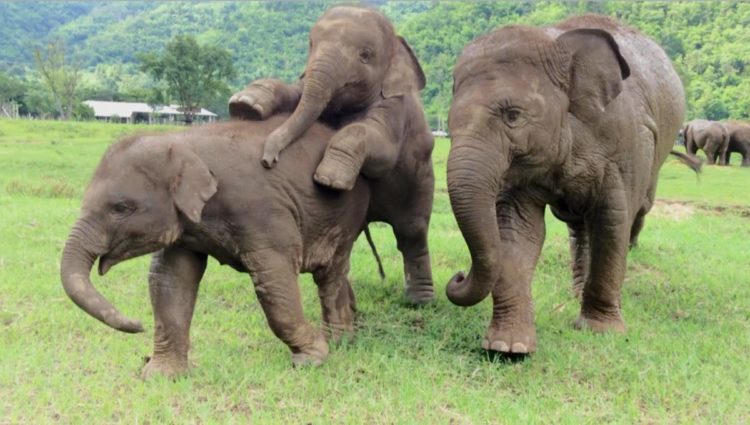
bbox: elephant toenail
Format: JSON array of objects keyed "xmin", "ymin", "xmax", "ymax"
[
  {"xmin": 511, "ymin": 342, "xmax": 528, "ymax": 353},
  {"xmin": 490, "ymin": 340, "xmax": 510, "ymax": 352}
]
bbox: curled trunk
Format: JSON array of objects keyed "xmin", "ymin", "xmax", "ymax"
[
  {"xmin": 60, "ymin": 218, "xmax": 143, "ymax": 333},
  {"xmin": 445, "ymin": 140, "xmax": 507, "ymax": 306}
]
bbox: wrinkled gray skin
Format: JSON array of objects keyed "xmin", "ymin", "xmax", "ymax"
[
  {"xmin": 683, "ymin": 119, "xmax": 729, "ymax": 165},
  {"xmin": 228, "ymin": 5, "xmax": 429, "ymax": 192},
  {"xmin": 723, "ymin": 121, "xmax": 750, "ymax": 166},
  {"xmin": 60, "ymin": 115, "xmax": 434, "ymax": 378},
  {"xmin": 445, "ymin": 15, "xmax": 687, "ymax": 354}
]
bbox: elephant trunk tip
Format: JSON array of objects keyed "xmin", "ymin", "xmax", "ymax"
[{"xmin": 445, "ymin": 270, "xmax": 491, "ymax": 307}]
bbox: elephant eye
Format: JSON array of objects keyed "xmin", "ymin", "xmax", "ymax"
[
  {"xmin": 110, "ymin": 201, "xmax": 136, "ymax": 218},
  {"xmin": 502, "ymin": 108, "xmax": 523, "ymax": 127},
  {"xmin": 359, "ymin": 48, "xmax": 374, "ymax": 64}
]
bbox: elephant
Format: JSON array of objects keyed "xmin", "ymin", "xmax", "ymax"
[
  {"xmin": 723, "ymin": 121, "xmax": 750, "ymax": 166},
  {"xmin": 227, "ymin": 5, "xmax": 430, "ymax": 192},
  {"xmin": 682, "ymin": 119, "xmax": 729, "ymax": 165},
  {"xmin": 444, "ymin": 15, "xmax": 700, "ymax": 355},
  {"xmin": 60, "ymin": 114, "xmax": 435, "ymax": 377}
]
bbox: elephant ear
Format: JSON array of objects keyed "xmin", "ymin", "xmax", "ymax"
[
  {"xmin": 167, "ymin": 143, "xmax": 218, "ymax": 223},
  {"xmin": 554, "ymin": 28, "xmax": 630, "ymax": 123},
  {"xmin": 382, "ymin": 36, "xmax": 426, "ymax": 98}
]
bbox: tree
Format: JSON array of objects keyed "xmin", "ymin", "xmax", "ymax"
[
  {"xmin": 33, "ymin": 39, "xmax": 82, "ymax": 120},
  {"xmin": 138, "ymin": 35, "xmax": 235, "ymax": 124}
]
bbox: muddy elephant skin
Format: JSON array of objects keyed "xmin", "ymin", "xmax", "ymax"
[
  {"xmin": 228, "ymin": 5, "xmax": 430, "ymax": 192},
  {"xmin": 445, "ymin": 15, "xmax": 688, "ymax": 354},
  {"xmin": 60, "ymin": 114, "xmax": 434, "ymax": 378},
  {"xmin": 682, "ymin": 119, "xmax": 729, "ymax": 165}
]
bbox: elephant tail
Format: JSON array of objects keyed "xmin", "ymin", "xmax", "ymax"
[
  {"xmin": 364, "ymin": 225, "xmax": 386, "ymax": 280},
  {"xmin": 669, "ymin": 150, "xmax": 703, "ymax": 173}
]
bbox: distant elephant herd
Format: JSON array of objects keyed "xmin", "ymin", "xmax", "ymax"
[
  {"xmin": 62, "ymin": 6, "xmax": 713, "ymax": 378},
  {"xmin": 681, "ymin": 119, "xmax": 750, "ymax": 166}
]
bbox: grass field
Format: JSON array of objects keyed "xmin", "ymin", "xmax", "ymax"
[{"xmin": 1, "ymin": 119, "xmax": 748, "ymax": 423}]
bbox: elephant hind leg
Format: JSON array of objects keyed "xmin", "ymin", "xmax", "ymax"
[
  {"xmin": 241, "ymin": 248, "xmax": 328, "ymax": 367},
  {"xmin": 567, "ymin": 221, "xmax": 589, "ymax": 300},
  {"xmin": 313, "ymin": 253, "xmax": 357, "ymax": 344}
]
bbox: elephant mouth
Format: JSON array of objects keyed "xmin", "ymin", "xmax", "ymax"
[{"xmin": 97, "ymin": 241, "xmax": 163, "ymax": 276}]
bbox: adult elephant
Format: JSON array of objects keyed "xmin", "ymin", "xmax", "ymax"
[
  {"xmin": 723, "ymin": 121, "xmax": 750, "ymax": 166},
  {"xmin": 682, "ymin": 119, "xmax": 729, "ymax": 165},
  {"xmin": 60, "ymin": 114, "xmax": 434, "ymax": 378},
  {"xmin": 228, "ymin": 5, "xmax": 429, "ymax": 192},
  {"xmin": 445, "ymin": 15, "xmax": 699, "ymax": 354}
]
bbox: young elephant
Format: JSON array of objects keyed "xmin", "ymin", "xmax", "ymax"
[
  {"xmin": 445, "ymin": 15, "xmax": 694, "ymax": 354},
  {"xmin": 682, "ymin": 119, "xmax": 729, "ymax": 165},
  {"xmin": 228, "ymin": 5, "xmax": 430, "ymax": 191},
  {"xmin": 60, "ymin": 114, "xmax": 434, "ymax": 378}
]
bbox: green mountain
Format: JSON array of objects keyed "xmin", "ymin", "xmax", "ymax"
[{"xmin": 1, "ymin": 1, "xmax": 749, "ymax": 122}]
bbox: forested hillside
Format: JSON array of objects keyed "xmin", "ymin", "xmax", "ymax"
[{"xmin": 1, "ymin": 1, "xmax": 749, "ymax": 124}]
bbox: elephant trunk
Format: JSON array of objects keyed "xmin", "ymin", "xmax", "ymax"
[
  {"xmin": 445, "ymin": 136, "xmax": 507, "ymax": 306},
  {"xmin": 60, "ymin": 218, "xmax": 143, "ymax": 333},
  {"xmin": 261, "ymin": 61, "xmax": 338, "ymax": 168}
]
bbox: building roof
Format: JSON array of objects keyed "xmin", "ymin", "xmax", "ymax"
[{"xmin": 83, "ymin": 100, "xmax": 217, "ymax": 118}]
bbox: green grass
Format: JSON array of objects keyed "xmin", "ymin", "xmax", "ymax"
[{"xmin": 1, "ymin": 119, "xmax": 748, "ymax": 423}]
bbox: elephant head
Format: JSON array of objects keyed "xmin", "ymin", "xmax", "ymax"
[
  {"xmin": 261, "ymin": 5, "xmax": 425, "ymax": 167},
  {"xmin": 445, "ymin": 26, "xmax": 629, "ymax": 306},
  {"xmin": 60, "ymin": 136, "xmax": 217, "ymax": 332}
]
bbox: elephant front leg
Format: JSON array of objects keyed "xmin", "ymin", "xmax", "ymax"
[
  {"xmin": 574, "ymin": 193, "xmax": 630, "ymax": 333},
  {"xmin": 242, "ymin": 249, "xmax": 328, "ymax": 367},
  {"xmin": 485, "ymin": 196, "xmax": 546, "ymax": 354},
  {"xmin": 314, "ymin": 100, "xmax": 404, "ymax": 191},
  {"xmin": 142, "ymin": 246, "xmax": 207, "ymax": 380},
  {"xmin": 392, "ymin": 214, "xmax": 435, "ymax": 306},
  {"xmin": 313, "ymin": 256, "xmax": 357, "ymax": 343}
]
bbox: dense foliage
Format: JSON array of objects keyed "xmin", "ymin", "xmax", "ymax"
[
  {"xmin": 138, "ymin": 35, "xmax": 236, "ymax": 124},
  {"xmin": 1, "ymin": 1, "xmax": 749, "ymax": 124}
]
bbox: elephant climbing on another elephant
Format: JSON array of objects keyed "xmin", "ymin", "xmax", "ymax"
[
  {"xmin": 444, "ymin": 15, "xmax": 700, "ymax": 355},
  {"xmin": 228, "ymin": 5, "xmax": 430, "ymax": 192},
  {"xmin": 60, "ymin": 114, "xmax": 434, "ymax": 378},
  {"xmin": 682, "ymin": 119, "xmax": 729, "ymax": 165},
  {"xmin": 723, "ymin": 121, "xmax": 750, "ymax": 166}
]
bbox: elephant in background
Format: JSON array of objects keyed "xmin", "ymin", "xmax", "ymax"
[
  {"xmin": 60, "ymin": 114, "xmax": 434, "ymax": 378},
  {"xmin": 228, "ymin": 5, "xmax": 430, "ymax": 192},
  {"xmin": 682, "ymin": 119, "xmax": 728, "ymax": 165},
  {"xmin": 445, "ymin": 15, "xmax": 699, "ymax": 355},
  {"xmin": 723, "ymin": 121, "xmax": 750, "ymax": 166}
]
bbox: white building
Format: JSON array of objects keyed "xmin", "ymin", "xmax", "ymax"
[{"xmin": 83, "ymin": 100, "xmax": 218, "ymax": 124}]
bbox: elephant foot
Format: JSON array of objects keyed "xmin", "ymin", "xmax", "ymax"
[
  {"xmin": 573, "ymin": 313, "xmax": 626, "ymax": 333},
  {"xmin": 290, "ymin": 333, "xmax": 329, "ymax": 368},
  {"xmin": 482, "ymin": 322, "xmax": 537, "ymax": 354},
  {"xmin": 314, "ymin": 126, "xmax": 366, "ymax": 191},
  {"xmin": 404, "ymin": 285, "xmax": 435, "ymax": 305},
  {"xmin": 141, "ymin": 355, "xmax": 189, "ymax": 380},
  {"xmin": 228, "ymin": 93, "xmax": 266, "ymax": 120},
  {"xmin": 324, "ymin": 322, "xmax": 356, "ymax": 345}
]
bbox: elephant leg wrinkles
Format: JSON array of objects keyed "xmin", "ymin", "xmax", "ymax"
[
  {"xmin": 484, "ymin": 194, "xmax": 546, "ymax": 354},
  {"xmin": 313, "ymin": 253, "xmax": 357, "ymax": 343},
  {"xmin": 241, "ymin": 248, "xmax": 328, "ymax": 367},
  {"xmin": 574, "ymin": 183, "xmax": 629, "ymax": 333},
  {"xmin": 143, "ymin": 246, "xmax": 207, "ymax": 379},
  {"xmin": 567, "ymin": 221, "xmax": 589, "ymax": 300}
]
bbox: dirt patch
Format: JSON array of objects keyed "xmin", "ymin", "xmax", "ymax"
[
  {"xmin": 653, "ymin": 199, "xmax": 750, "ymax": 220},
  {"xmin": 650, "ymin": 200, "xmax": 695, "ymax": 221}
]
